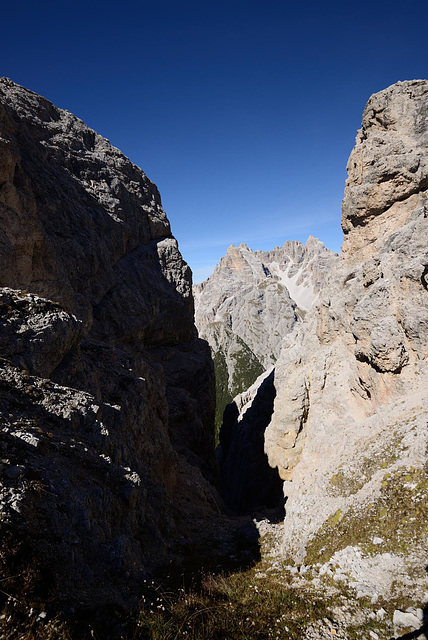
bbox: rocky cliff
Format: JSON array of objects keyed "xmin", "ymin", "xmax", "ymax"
[
  {"xmin": 194, "ymin": 239, "xmax": 337, "ymax": 425},
  {"xmin": 263, "ymin": 80, "xmax": 428, "ymax": 602},
  {"xmin": 0, "ymin": 78, "xmax": 224, "ymax": 613}
]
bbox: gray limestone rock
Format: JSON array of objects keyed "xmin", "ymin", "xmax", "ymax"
[
  {"xmin": 342, "ymin": 80, "xmax": 428, "ymax": 233},
  {"xmin": 263, "ymin": 80, "xmax": 428, "ymax": 603},
  {"xmin": 393, "ymin": 610, "xmax": 422, "ymax": 630},
  {"xmin": 0, "ymin": 288, "xmax": 81, "ymax": 377}
]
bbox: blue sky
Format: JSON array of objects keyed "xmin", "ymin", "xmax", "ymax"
[{"xmin": 2, "ymin": 0, "xmax": 428, "ymax": 282}]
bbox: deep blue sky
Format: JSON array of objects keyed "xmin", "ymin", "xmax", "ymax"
[{"xmin": 2, "ymin": 0, "xmax": 428, "ymax": 282}]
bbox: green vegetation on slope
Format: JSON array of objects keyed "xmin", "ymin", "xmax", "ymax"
[
  {"xmin": 213, "ymin": 349, "xmax": 232, "ymax": 432},
  {"xmin": 213, "ymin": 335, "xmax": 264, "ymax": 437},
  {"xmin": 306, "ymin": 464, "xmax": 428, "ymax": 564},
  {"xmin": 0, "ymin": 566, "xmax": 330, "ymax": 640},
  {"xmin": 1, "ymin": 516, "xmax": 413, "ymax": 640},
  {"xmin": 230, "ymin": 335, "xmax": 264, "ymax": 393}
]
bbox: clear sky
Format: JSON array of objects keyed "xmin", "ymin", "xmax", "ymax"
[{"xmin": 2, "ymin": 0, "xmax": 428, "ymax": 282}]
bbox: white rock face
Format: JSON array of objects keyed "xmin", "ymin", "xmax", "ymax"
[
  {"xmin": 263, "ymin": 80, "xmax": 428, "ymax": 603},
  {"xmin": 195, "ymin": 238, "xmax": 336, "ymax": 367}
]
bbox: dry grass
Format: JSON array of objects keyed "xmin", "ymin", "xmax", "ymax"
[
  {"xmin": 133, "ymin": 568, "xmax": 330, "ymax": 640},
  {"xmin": 0, "ymin": 562, "xmax": 332, "ymax": 640}
]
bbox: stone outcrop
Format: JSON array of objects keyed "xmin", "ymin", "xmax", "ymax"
[
  {"xmin": 264, "ymin": 80, "xmax": 428, "ymax": 602},
  {"xmin": 0, "ymin": 78, "xmax": 222, "ymax": 612},
  {"xmin": 194, "ymin": 239, "xmax": 337, "ymax": 424}
]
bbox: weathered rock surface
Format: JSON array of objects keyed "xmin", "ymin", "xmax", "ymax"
[
  {"xmin": 0, "ymin": 78, "xmax": 224, "ymax": 612},
  {"xmin": 264, "ymin": 80, "xmax": 428, "ymax": 603},
  {"xmin": 194, "ymin": 239, "xmax": 337, "ymax": 424}
]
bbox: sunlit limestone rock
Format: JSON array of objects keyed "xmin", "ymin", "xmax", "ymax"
[
  {"xmin": 265, "ymin": 80, "xmax": 428, "ymax": 602},
  {"xmin": 0, "ymin": 78, "xmax": 221, "ymax": 612},
  {"xmin": 194, "ymin": 238, "xmax": 337, "ymax": 425}
]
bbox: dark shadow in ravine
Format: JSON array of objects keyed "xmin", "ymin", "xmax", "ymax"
[
  {"xmin": 217, "ymin": 368, "xmax": 284, "ymax": 519},
  {"xmin": 389, "ymin": 566, "xmax": 428, "ymax": 640},
  {"xmin": 391, "ymin": 626, "xmax": 428, "ymax": 640}
]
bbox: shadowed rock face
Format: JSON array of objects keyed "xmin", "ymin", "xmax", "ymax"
[
  {"xmin": 0, "ymin": 77, "xmax": 192, "ymax": 343},
  {"xmin": 263, "ymin": 80, "xmax": 428, "ymax": 602},
  {"xmin": 218, "ymin": 368, "xmax": 284, "ymax": 515},
  {"xmin": 0, "ymin": 78, "xmax": 220, "ymax": 611}
]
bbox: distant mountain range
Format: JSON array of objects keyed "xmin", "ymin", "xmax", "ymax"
[{"xmin": 194, "ymin": 237, "xmax": 338, "ymax": 426}]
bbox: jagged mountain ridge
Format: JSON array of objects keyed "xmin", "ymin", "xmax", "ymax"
[
  {"xmin": 194, "ymin": 238, "xmax": 337, "ymax": 425},
  {"xmin": 0, "ymin": 78, "xmax": 227, "ymax": 611}
]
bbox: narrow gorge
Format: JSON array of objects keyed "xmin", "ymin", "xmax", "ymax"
[{"xmin": 0, "ymin": 78, "xmax": 427, "ymax": 639}]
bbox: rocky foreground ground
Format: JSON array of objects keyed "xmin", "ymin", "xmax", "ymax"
[{"xmin": 253, "ymin": 515, "xmax": 427, "ymax": 640}]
